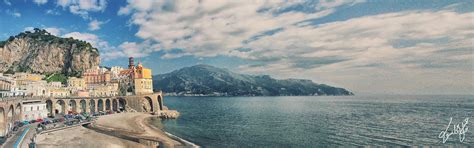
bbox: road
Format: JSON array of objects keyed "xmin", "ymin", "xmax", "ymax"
[
  {"xmin": 20, "ymin": 126, "xmax": 36, "ymax": 148},
  {"xmin": 2, "ymin": 126, "xmax": 28, "ymax": 148}
]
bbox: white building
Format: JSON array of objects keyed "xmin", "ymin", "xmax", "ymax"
[
  {"xmin": 48, "ymin": 82, "xmax": 63, "ymax": 88},
  {"xmin": 10, "ymin": 81, "xmax": 27, "ymax": 97},
  {"xmin": 0, "ymin": 73, "xmax": 13, "ymax": 97},
  {"xmin": 110, "ymin": 66, "xmax": 124, "ymax": 79},
  {"xmin": 22, "ymin": 100, "xmax": 48, "ymax": 121},
  {"xmin": 26, "ymin": 80, "xmax": 48, "ymax": 97}
]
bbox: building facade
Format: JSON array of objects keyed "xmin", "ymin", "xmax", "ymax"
[
  {"xmin": 0, "ymin": 74, "xmax": 12, "ymax": 98},
  {"xmin": 83, "ymin": 66, "xmax": 111, "ymax": 86},
  {"xmin": 68, "ymin": 77, "xmax": 86, "ymax": 90},
  {"xmin": 47, "ymin": 88, "xmax": 70, "ymax": 97},
  {"xmin": 13, "ymin": 73, "xmax": 43, "ymax": 90},
  {"xmin": 22, "ymin": 100, "xmax": 48, "ymax": 121},
  {"xmin": 88, "ymin": 83, "xmax": 119, "ymax": 97},
  {"xmin": 119, "ymin": 57, "xmax": 154, "ymax": 95},
  {"xmin": 110, "ymin": 66, "xmax": 124, "ymax": 79},
  {"xmin": 25, "ymin": 80, "xmax": 47, "ymax": 97}
]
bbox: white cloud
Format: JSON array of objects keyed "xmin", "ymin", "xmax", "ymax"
[
  {"xmin": 119, "ymin": 0, "xmax": 354, "ymax": 58},
  {"xmin": 236, "ymin": 10, "xmax": 474, "ymax": 94},
  {"xmin": 44, "ymin": 27, "xmax": 62, "ymax": 36},
  {"xmin": 88, "ymin": 19, "xmax": 107, "ymax": 31},
  {"xmin": 33, "ymin": 0, "xmax": 47, "ymax": 5},
  {"xmin": 6, "ymin": 9, "xmax": 21, "ymax": 17},
  {"xmin": 117, "ymin": 6, "xmax": 130, "ymax": 15},
  {"xmin": 23, "ymin": 27, "xmax": 34, "ymax": 32},
  {"xmin": 57, "ymin": 0, "xmax": 71, "ymax": 7},
  {"xmin": 3, "ymin": 0, "xmax": 11, "ymax": 5},
  {"xmin": 63, "ymin": 32, "xmax": 117, "ymax": 60},
  {"xmin": 118, "ymin": 41, "xmax": 159, "ymax": 58},
  {"xmin": 61, "ymin": 32, "xmax": 150, "ymax": 61},
  {"xmin": 12, "ymin": 12, "xmax": 20, "ymax": 17},
  {"xmin": 45, "ymin": 9, "xmax": 61, "ymax": 15},
  {"xmin": 56, "ymin": 0, "xmax": 108, "ymax": 19},
  {"xmin": 63, "ymin": 32, "xmax": 102, "ymax": 46},
  {"xmin": 118, "ymin": 1, "xmax": 472, "ymax": 94}
]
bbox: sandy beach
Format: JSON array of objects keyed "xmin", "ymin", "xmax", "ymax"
[{"xmin": 35, "ymin": 113, "xmax": 188, "ymax": 148}]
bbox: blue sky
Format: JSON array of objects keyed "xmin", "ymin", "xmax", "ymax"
[{"xmin": 0, "ymin": 0, "xmax": 473, "ymax": 95}]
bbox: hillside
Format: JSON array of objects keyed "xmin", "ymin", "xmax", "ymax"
[
  {"xmin": 0, "ymin": 28, "xmax": 100, "ymax": 76},
  {"xmin": 153, "ymin": 64, "xmax": 353, "ymax": 96}
]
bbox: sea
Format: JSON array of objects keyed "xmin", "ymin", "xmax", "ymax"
[{"xmin": 158, "ymin": 95, "xmax": 474, "ymax": 147}]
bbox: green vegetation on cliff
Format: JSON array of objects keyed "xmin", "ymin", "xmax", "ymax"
[
  {"xmin": 45, "ymin": 73, "xmax": 68, "ymax": 84},
  {"xmin": 4, "ymin": 28, "xmax": 99, "ymax": 54}
]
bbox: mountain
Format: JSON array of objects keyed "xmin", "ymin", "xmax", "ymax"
[
  {"xmin": 0, "ymin": 28, "xmax": 100, "ymax": 76},
  {"xmin": 153, "ymin": 64, "xmax": 353, "ymax": 96}
]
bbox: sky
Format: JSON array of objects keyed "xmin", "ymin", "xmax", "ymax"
[{"xmin": 0, "ymin": 0, "xmax": 473, "ymax": 95}]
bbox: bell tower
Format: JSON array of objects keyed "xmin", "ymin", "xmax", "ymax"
[{"xmin": 128, "ymin": 57, "xmax": 135, "ymax": 69}]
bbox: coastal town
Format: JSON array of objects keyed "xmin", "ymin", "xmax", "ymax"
[
  {"xmin": 0, "ymin": 57, "xmax": 182, "ymax": 147},
  {"xmin": 0, "ymin": 57, "xmax": 152, "ymax": 118}
]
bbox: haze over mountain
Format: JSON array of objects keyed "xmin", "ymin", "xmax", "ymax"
[
  {"xmin": 153, "ymin": 64, "xmax": 353, "ymax": 96},
  {"xmin": 0, "ymin": 29, "xmax": 100, "ymax": 76}
]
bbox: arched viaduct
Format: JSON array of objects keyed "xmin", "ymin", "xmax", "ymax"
[{"xmin": 0, "ymin": 92, "xmax": 165, "ymax": 137}]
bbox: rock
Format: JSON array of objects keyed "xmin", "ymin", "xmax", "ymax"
[
  {"xmin": 0, "ymin": 29, "xmax": 100, "ymax": 76},
  {"xmin": 159, "ymin": 110, "xmax": 180, "ymax": 119}
]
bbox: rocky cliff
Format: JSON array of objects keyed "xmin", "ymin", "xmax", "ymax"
[
  {"xmin": 0, "ymin": 28, "xmax": 100, "ymax": 76},
  {"xmin": 153, "ymin": 64, "xmax": 353, "ymax": 96}
]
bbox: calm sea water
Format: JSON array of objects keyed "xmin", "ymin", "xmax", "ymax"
[{"xmin": 159, "ymin": 95, "xmax": 474, "ymax": 147}]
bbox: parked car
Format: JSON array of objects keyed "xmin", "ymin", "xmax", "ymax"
[
  {"xmin": 14, "ymin": 121, "xmax": 24, "ymax": 127},
  {"xmin": 82, "ymin": 112, "xmax": 90, "ymax": 117},
  {"xmin": 74, "ymin": 115, "xmax": 86, "ymax": 120},
  {"xmin": 36, "ymin": 118, "xmax": 44, "ymax": 122},
  {"xmin": 29, "ymin": 120, "xmax": 36, "ymax": 124},
  {"xmin": 65, "ymin": 121, "xmax": 74, "ymax": 126},
  {"xmin": 22, "ymin": 121, "xmax": 30, "ymax": 125},
  {"xmin": 12, "ymin": 126, "xmax": 19, "ymax": 131},
  {"xmin": 64, "ymin": 114, "xmax": 74, "ymax": 119},
  {"xmin": 43, "ymin": 118, "xmax": 51, "ymax": 123}
]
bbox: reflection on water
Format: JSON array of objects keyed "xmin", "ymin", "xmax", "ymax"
[{"xmin": 159, "ymin": 95, "xmax": 474, "ymax": 147}]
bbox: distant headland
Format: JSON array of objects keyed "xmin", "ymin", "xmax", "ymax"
[{"xmin": 153, "ymin": 64, "xmax": 353, "ymax": 96}]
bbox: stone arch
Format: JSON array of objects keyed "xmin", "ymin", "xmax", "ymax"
[
  {"xmin": 46, "ymin": 100, "xmax": 53, "ymax": 117},
  {"xmin": 90, "ymin": 99, "xmax": 96, "ymax": 113},
  {"xmin": 7, "ymin": 105, "xmax": 13, "ymax": 135},
  {"xmin": 105, "ymin": 99, "xmax": 111, "ymax": 111},
  {"xmin": 0, "ymin": 107, "xmax": 5, "ymax": 137},
  {"xmin": 55, "ymin": 100, "xmax": 66, "ymax": 115},
  {"xmin": 98, "ymin": 99, "xmax": 104, "ymax": 112},
  {"xmin": 69, "ymin": 100, "xmax": 77, "ymax": 113},
  {"xmin": 143, "ymin": 97, "xmax": 153, "ymax": 112},
  {"xmin": 112, "ymin": 99, "xmax": 118, "ymax": 112},
  {"xmin": 80, "ymin": 100, "xmax": 87, "ymax": 113},
  {"xmin": 15, "ymin": 103, "xmax": 21, "ymax": 121},
  {"xmin": 157, "ymin": 95, "xmax": 164, "ymax": 111},
  {"xmin": 118, "ymin": 98, "xmax": 126, "ymax": 112}
]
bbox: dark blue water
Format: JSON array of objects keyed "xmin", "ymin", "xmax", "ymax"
[{"xmin": 160, "ymin": 95, "xmax": 474, "ymax": 147}]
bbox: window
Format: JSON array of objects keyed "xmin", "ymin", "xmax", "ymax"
[
  {"xmin": 31, "ymin": 107, "xmax": 33, "ymax": 111},
  {"xmin": 37, "ymin": 106, "xmax": 39, "ymax": 110}
]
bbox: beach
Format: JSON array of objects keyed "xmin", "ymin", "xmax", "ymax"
[{"xmin": 35, "ymin": 112, "xmax": 190, "ymax": 148}]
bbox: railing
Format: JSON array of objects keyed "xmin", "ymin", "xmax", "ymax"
[
  {"xmin": 0, "ymin": 92, "xmax": 163, "ymax": 102},
  {"xmin": 0, "ymin": 97, "xmax": 48, "ymax": 101}
]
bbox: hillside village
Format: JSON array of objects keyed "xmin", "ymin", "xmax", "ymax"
[{"xmin": 0, "ymin": 57, "xmax": 153, "ymax": 98}]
